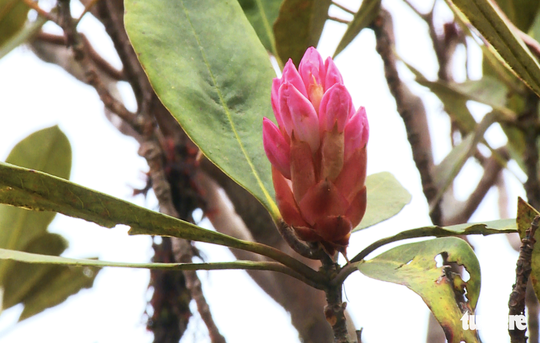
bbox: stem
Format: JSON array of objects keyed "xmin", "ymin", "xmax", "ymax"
[{"xmin": 321, "ymin": 258, "xmax": 350, "ymax": 342}]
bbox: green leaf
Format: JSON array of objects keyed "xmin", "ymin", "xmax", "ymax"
[
  {"xmin": 447, "ymin": 0, "xmax": 540, "ymax": 97},
  {"xmin": 352, "ymin": 218, "xmax": 516, "ymax": 263},
  {"xmin": 0, "ymin": 13, "xmax": 47, "ymax": 60},
  {"xmin": 273, "ymin": 0, "xmax": 332, "ymax": 65},
  {"xmin": 2, "ymin": 233, "xmax": 67, "ymax": 310},
  {"xmin": 494, "ymin": 0, "xmax": 540, "ymax": 32},
  {"xmin": 0, "ymin": 162, "xmax": 322, "ymax": 283},
  {"xmin": 238, "ymin": 0, "xmax": 282, "ymax": 57},
  {"xmin": 124, "ymin": 0, "xmax": 280, "ymax": 219},
  {"xmin": 0, "ymin": 0, "xmax": 30, "ymax": 49},
  {"xmin": 0, "ymin": 248, "xmax": 312, "ymax": 287},
  {"xmin": 0, "ymin": 126, "xmax": 71, "ymax": 282},
  {"xmin": 333, "ymin": 0, "xmax": 381, "ymax": 58},
  {"xmin": 0, "ymin": 161, "xmax": 258, "ymax": 246},
  {"xmin": 354, "ymin": 172, "xmax": 411, "ymax": 231},
  {"xmin": 18, "ymin": 264, "xmax": 100, "ymax": 321},
  {"xmin": 358, "ymin": 237, "xmax": 481, "ymax": 343},
  {"xmin": 432, "ymin": 113, "xmax": 499, "ymax": 207}
]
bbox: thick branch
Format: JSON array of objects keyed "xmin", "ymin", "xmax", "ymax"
[
  {"xmin": 509, "ymin": 215, "xmax": 540, "ymax": 343},
  {"xmin": 371, "ymin": 9, "xmax": 440, "ymax": 224}
]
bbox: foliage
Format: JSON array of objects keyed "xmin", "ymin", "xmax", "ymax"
[{"xmin": 2, "ymin": 0, "xmax": 540, "ymax": 342}]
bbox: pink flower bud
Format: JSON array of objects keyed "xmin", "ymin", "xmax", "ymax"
[{"xmin": 263, "ymin": 47, "xmax": 369, "ymax": 255}]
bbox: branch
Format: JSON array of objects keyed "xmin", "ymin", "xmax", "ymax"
[
  {"xmin": 172, "ymin": 238, "xmax": 227, "ymax": 343},
  {"xmin": 444, "ymin": 148, "xmax": 509, "ymax": 225},
  {"xmin": 371, "ymin": 9, "xmax": 441, "ymax": 224},
  {"xmin": 508, "ymin": 215, "xmax": 540, "ymax": 343}
]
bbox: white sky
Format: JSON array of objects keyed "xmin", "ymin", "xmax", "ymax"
[{"xmin": 0, "ymin": 0, "xmax": 529, "ymax": 342}]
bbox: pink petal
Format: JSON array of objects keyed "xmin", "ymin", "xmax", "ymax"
[
  {"xmin": 324, "ymin": 57, "xmax": 344, "ymax": 91},
  {"xmin": 298, "ymin": 179, "xmax": 348, "ymax": 226},
  {"xmin": 280, "ymin": 82, "xmax": 320, "ymax": 153},
  {"xmin": 299, "ymin": 47, "xmax": 326, "ymax": 89},
  {"xmin": 272, "ymin": 166, "xmax": 308, "ymax": 228},
  {"xmin": 263, "ymin": 118, "xmax": 291, "ymax": 179},
  {"xmin": 271, "ymin": 78, "xmax": 284, "ymax": 128},
  {"xmin": 344, "ymin": 106, "xmax": 369, "ymax": 160},
  {"xmin": 299, "ymin": 47, "xmax": 326, "ymax": 110},
  {"xmin": 290, "ymin": 136, "xmax": 316, "ymax": 204},
  {"xmin": 282, "ymin": 59, "xmax": 308, "ymax": 98},
  {"xmin": 319, "ymin": 83, "xmax": 352, "ymax": 134}
]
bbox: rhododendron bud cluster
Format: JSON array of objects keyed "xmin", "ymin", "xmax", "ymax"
[{"xmin": 263, "ymin": 47, "xmax": 369, "ymax": 255}]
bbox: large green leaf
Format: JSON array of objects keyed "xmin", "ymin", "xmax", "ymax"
[
  {"xmin": 0, "ymin": 162, "xmax": 322, "ymax": 282},
  {"xmin": 354, "ymin": 172, "xmax": 411, "ymax": 231},
  {"xmin": 358, "ymin": 237, "xmax": 481, "ymax": 343},
  {"xmin": 273, "ymin": 0, "xmax": 332, "ymax": 65},
  {"xmin": 124, "ymin": 0, "xmax": 280, "ymax": 219},
  {"xmin": 0, "ymin": 126, "xmax": 71, "ymax": 282},
  {"xmin": 333, "ymin": 0, "xmax": 381, "ymax": 58},
  {"xmin": 447, "ymin": 0, "xmax": 540, "ymax": 97},
  {"xmin": 2, "ymin": 232, "xmax": 67, "ymax": 310},
  {"xmin": 0, "ymin": 0, "xmax": 30, "ymax": 49},
  {"xmin": 238, "ymin": 0, "xmax": 282, "ymax": 57}
]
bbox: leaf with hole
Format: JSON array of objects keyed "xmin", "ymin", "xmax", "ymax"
[
  {"xmin": 358, "ymin": 237, "xmax": 481, "ymax": 343},
  {"xmin": 352, "ymin": 218, "xmax": 515, "ymax": 263}
]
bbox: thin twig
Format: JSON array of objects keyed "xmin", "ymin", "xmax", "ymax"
[
  {"xmin": 75, "ymin": 0, "xmax": 101, "ymax": 24},
  {"xmin": 20, "ymin": 0, "xmax": 54, "ymax": 21},
  {"xmin": 508, "ymin": 215, "xmax": 540, "ymax": 343},
  {"xmin": 328, "ymin": 15, "xmax": 350, "ymax": 24},
  {"xmin": 445, "ymin": 148, "xmax": 509, "ymax": 225},
  {"xmin": 57, "ymin": 19, "xmax": 138, "ymax": 127},
  {"xmin": 331, "ymin": 1, "xmax": 355, "ymax": 15}
]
